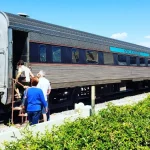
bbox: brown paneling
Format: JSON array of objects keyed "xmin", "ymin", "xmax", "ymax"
[{"xmin": 30, "ymin": 63, "xmax": 150, "ymax": 89}]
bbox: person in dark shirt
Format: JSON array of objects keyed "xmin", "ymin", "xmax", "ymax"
[{"xmin": 24, "ymin": 77, "xmax": 47, "ymax": 125}]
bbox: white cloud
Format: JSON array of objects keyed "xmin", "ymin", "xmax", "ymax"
[
  {"xmin": 139, "ymin": 42, "xmax": 150, "ymax": 48},
  {"xmin": 144, "ymin": 35, "xmax": 150, "ymax": 39},
  {"xmin": 110, "ymin": 32, "xmax": 127, "ymax": 40}
]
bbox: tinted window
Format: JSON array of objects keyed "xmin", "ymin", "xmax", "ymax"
[
  {"xmin": 86, "ymin": 50, "xmax": 98, "ymax": 64},
  {"xmin": 130, "ymin": 56, "xmax": 137, "ymax": 66},
  {"xmin": 72, "ymin": 48, "xmax": 79, "ymax": 63},
  {"xmin": 52, "ymin": 46, "xmax": 61, "ymax": 63},
  {"xmin": 103, "ymin": 52, "xmax": 114, "ymax": 65},
  {"xmin": 139, "ymin": 58, "xmax": 145, "ymax": 66},
  {"xmin": 39, "ymin": 45, "xmax": 46, "ymax": 62},
  {"xmin": 118, "ymin": 55, "xmax": 127, "ymax": 65}
]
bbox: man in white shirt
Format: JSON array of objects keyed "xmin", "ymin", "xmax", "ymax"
[{"xmin": 37, "ymin": 70, "xmax": 51, "ymax": 122}]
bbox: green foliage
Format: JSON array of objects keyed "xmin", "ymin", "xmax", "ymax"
[{"xmin": 3, "ymin": 95, "xmax": 150, "ymax": 150}]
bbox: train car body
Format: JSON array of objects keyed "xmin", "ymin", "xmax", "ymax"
[{"xmin": 1, "ymin": 11, "xmax": 150, "ymax": 111}]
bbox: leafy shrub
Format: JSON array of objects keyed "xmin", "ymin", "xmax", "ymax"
[{"xmin": 3, "ymin": 95, "xmax": 150, "ymax": 150}]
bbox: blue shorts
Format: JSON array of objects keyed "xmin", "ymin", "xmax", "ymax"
[{"xmin": 42, "ymin": 101, "xmax": 48, "ymax": 114}]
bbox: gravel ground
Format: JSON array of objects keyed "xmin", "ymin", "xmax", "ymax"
[
  {"xmin": 0, "ymin": 92, "xmax": 149, "ymax": 133},
  {"xmin": 0, "ymin": 124, "xmax": 17, "ymax": 133}
]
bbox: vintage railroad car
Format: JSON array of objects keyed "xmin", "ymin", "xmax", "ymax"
[{"xmin": 0, "ymin": 11, "xmax": 150, "ymax": 112}]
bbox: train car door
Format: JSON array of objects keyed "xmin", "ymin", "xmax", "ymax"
[{"xmin": 12, "ymin": 30, "xmax": 29, "ymax": 78}]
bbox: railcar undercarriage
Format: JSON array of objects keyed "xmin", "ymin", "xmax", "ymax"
[{"xmin": 49, "ymin": 80, "xmax": 150, "ymax": 112}]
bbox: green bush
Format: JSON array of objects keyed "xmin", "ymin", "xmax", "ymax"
[{"xmin": 3, "ymin": 95, "xmax": 150, "ymax": 150}]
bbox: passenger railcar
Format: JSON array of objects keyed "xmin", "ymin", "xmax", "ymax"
[{"xmin": 0, "ymin": 11, "xmax": 150, "ymax": 113}]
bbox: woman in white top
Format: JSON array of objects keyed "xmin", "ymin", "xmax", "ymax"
[{"xmin": 15, "ymin": 60, "xmax": 34, "ymax": 99}]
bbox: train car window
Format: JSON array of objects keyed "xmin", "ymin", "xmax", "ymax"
[
  {"xmin": 52, "ymin": 46, "xmax": 61, "ymax": 63},
  {"xmin": 118, "ymin": 55, "xmax": 127, "ymax": 65},
  {"xmin": 103, "ymin": 52, "xmax": 114, "ymax": 65},
  {"xmin": 39, "ymin": 44, "xmax": 46, "ymax": 62},
  {"xmin": 148, "ymin": 59, "xmax": 150, "ymax": 66},
  {"xmin": 86, "ymin": 50, "xmax": 98, "ymax": 64},
  {"xmin": 130, "ymin": 56, "xmax": 137, "ymax": 66},
  {"xmin": 72, "ymin": 48, "xmax": 79, "ymax": 63},
  {"xmin": 139, "ymin": 58, "xmax": 146, "ymax": 66}
]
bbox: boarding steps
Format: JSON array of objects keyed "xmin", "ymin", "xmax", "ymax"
[
  {"xmin": 12, "ymin": 104, "xmax": 28, "ymax": 124},
  {"xmin": 11, "ymin": 79, "xmax": 28, "ymax": 124}
]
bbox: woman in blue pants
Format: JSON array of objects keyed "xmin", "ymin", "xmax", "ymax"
[{"xmin": 24, "ymin": 77, "xmax": 48, "ymax": 125}]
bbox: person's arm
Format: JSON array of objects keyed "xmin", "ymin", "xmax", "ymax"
[
  {"xmin": 22, "ymin": 88, "xmax": 29, "ymax": 110},
  {"xmin": 47, "ymin": 83, "xmax": 51, "ymax": 95},
  {"xmin": 47, "ymin": 89, "xmax": 51, "ymax": 95}
]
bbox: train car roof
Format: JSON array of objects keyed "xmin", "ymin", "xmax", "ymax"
[{"xmin": 4, "ymin": 12, "xmax": 150, "ymax": 53}]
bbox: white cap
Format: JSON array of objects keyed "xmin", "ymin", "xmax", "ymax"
[{"xmin": 37, "ymin": 70, "xmax": 45, "ymax": 77}]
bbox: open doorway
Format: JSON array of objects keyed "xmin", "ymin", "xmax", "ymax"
[{"xmin": 12, "ymin": 30, "xmax": 28, "ymax": 78}]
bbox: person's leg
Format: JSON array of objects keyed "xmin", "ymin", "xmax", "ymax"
[
  {"xmin": 43, "ymin": 114, "xmax": 47, "ymax": 122},
  {"xmin": 42, "ymin": 101, "xmax": 48, "ymax": 122},
  {"xmin": 42, "ymin": 106, "xmax": 47, "ymax": 122},
  {"xmin": 15, "ymin": 83, "xmax": 21, "ymax": 98},
  {"xmin": 19, "ymin": 82, "xmax": 26, "ymax": 99},
  {"xmin": 32, "ymin": 111, "xmax": 41, "ymax": 125},
  {"xmin": 46, "ymin": 109, "xmax": 50, "ymax": 121},
  {"xmin": 46, "ymin": 99, "xmax": 50, "ymax": 121},
  {"xmin": 27, "ymin": 111, "xmax": 33, "ymax": 125}
]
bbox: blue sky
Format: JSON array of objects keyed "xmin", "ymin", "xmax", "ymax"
[{"xmin": 1, "ymin": 0, "xmax": 150, "ymax": 47}]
